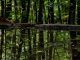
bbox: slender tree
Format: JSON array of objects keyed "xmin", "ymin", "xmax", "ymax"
[
  {"xmin": 68, "ymin": 0, "xmax": 77, "ymax": 60},
  {"xmin": 37, "ymin": 0, "xmax": 45, "ymax": 60},
  {"xmin": 11, "ymin": 0, "xmax": 18, "ymax": 60},
  {"xmin": 0, "ymin": 0, "xmax": 6, "ymax": 59},
  {"xmin": 31, "ymin": 0, "xmax": 38, "ymax": 60},
  {"xmin": 16, "ymin": 0, "xmax": 26, "ymax": 60},
  {"xmin": 26, "ymin": 0, "xmax": 32, "ymax": 60},
  {"xmin": 76, "ymin": 0, "xmax": 80, "ymax": 59},
  {"xmin": 48, "ymin": 0, "xmax": 54, "ymax": 60}
]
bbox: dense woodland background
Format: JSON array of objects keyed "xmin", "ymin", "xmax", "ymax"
[{"xmin": 0, "ymin": 0, "xmax": 80, "ymax": 60}]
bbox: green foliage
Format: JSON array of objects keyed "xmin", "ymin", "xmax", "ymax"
[{"xmin": 0, "ymin": 0, "xmax": 77, "ymax": 60}]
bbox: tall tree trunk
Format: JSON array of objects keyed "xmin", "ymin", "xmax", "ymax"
[
  {"xmin": 32, "ymin": 0, "xmax": 38, "ymax": 60},
  {"xmin": 11, "ymin": 0, "xmax": 18, "ymax": 60},
  {"xmin": 37, "ymin": 0, "xmax": 44, "ymax": 60},
  {"xmin": 76, "ymin": 0, "xmax": 80, "ymax": 59},
  {"xmin": 77, "ymin": 0, "xmax": 80, "ymax": 34},
  {"xmin": 16, "ymin": 0, "xmax": 26, "ymax": 60},
  {"xmin": 68, "ymin": 0, "xmax": 77, "ymax": 60},
  {"xmin": 48, "ymin": 0, "xmax": 54, "ymax": 60},
  {"xmin": 0, "ymin": 0, "xmax": 6, "ymax": 59},
  {"xmin": 26, "ymin": 0, "xmax": 32, "ymax": 60}
]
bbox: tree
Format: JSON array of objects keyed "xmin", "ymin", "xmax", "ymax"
[{"xmin": 68, "ymin": 0, "xmax": 77, "ymax": 60}]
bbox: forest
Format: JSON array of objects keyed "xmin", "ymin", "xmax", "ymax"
[{"xmin": 0, "ymin": 0, "xmax": 80, "ymax": 60}]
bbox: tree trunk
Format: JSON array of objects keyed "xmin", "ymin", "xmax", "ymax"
[
  {"xmin": 68, "ymin": 0, "xmax": 77, "ymax": 60},
  {"xmin": 48, "ymin": 0, "xmax": 54, "ymax": 60},
  {"xmin": 0, "ymin": 0, "xmax": 5, "ymax": 59},
  {"xmin": 37, "ymin": 0, "xmax": 44, "ymax": 60}
]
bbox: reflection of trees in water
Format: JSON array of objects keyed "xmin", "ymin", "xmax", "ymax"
[{"xmin": 0, "ymin": 30, "xmax": 1, "ymax": 36}]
